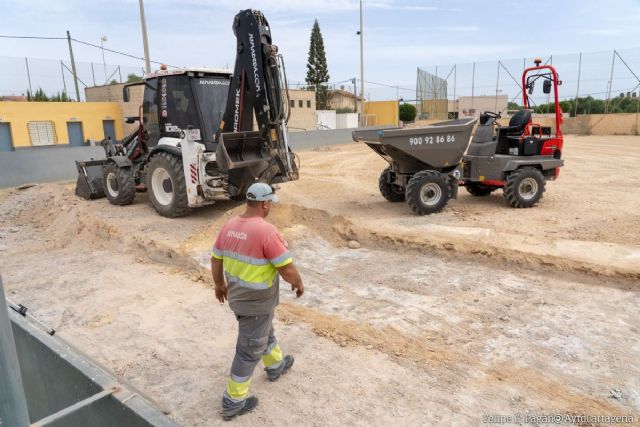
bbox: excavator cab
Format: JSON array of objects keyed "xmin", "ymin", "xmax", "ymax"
[{"xmin": 122, "ymin": 69, "xmax": 231, "ymax": 151}]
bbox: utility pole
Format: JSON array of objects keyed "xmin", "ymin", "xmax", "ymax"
[
  {"xmin": 139, "ymin": 0, "xmax": 152, "ymax": 73},
  {"xmin": 358, "ymin": 0, "xmax": 365, "ymax": 126},
  {"xmin": 66, "ymin": 31, "xmax": 81, "ymax": 102}
]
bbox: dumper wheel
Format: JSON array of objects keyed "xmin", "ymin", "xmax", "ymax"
[
  {"xmin": 465, "ymin": 182, "xmax": 495, "ymax": 197},
  {"xmin": 147, "ymin": 152, "xmax": 189, "ymax": 217},
  {"xmin": 405, "ymin": 170, "xmax": 450, "ymax": 215},
  {"xmin": 503, "ymin": 167, "xmax": 545, "ymax": 208},
  {"xmin": 103, "ymin": 162, "xmax": 135, "ymax": 206},
  {"xmin": 379, "ymin": 168, "xmax": 405, "ymax": 202}
]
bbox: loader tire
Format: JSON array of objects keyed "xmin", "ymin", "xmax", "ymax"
[
  {"xmin": 103, "ymin": 162, "xmax": 135, "ymax": 206},
  {"xmin": 405, "ymin": 170, "xmax": 450, "ymax": 215},
  {"xmin": 379, "ymin": 168, "xmax": 405, "ymax": 202},
  {"xmin": 503, "ymin": 167, "xmax": 545, "ymax": 208},
  {"xmin": 464, "ymin": 182, "xmax": 495, "ymax": 197},
  {"xmin": 147, "ymin": 152, "xmax": 189, "ymax": 217}
]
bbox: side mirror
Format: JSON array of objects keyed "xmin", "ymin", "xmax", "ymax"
[
  {"xmin": 123, "ymin": 86, "xmax": 130, "ymax": 102},
  {"xmin": 527, "ymin": 82, "xmax": 535, "ymax": 95},
  {"xmin": 543, "ymin": 80, "xmax": 552, "ymax": 94}
]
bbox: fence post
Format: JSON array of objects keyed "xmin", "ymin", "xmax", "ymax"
[
  {"xmin": 495, "ymin": 61, "xmax": 500, "ymax": 112},
  {"xmin": 91, "ymin": 63, "xmax": 96, "ymax": 86},
  {"xmin": 60, "ymin": 61, "xmax": 68, "ymax": 98},
  {"xmin": 0, "ymin": 277, "xmax": 31, "ymax": 427},
  {"xmin": 66, "ymin": 30, "xmax": 81, "ymax": 101},
  {"xmin": 471, "ymin": 62, "xmax": 475, "ymax": 109},
  {"xmin": 25, "ymin": 57, "xmax": 32, "ymax": 96},
  {"xmin": 453, "ymin": 64, "xmax": 457, "ymax": 116},
  {"xmin": 574, "ymin": 52, "xmax": 582, "ymax": 117},
  {"xmin": 605, "ymin": 49, "xmax": 616, "ymax": 113}
]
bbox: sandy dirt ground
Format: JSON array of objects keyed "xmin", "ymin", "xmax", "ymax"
[{"xmin": 0, "ymin": 135, "xmax": 639, "ymax": 426}]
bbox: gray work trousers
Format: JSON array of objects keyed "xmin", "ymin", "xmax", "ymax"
[{"xmin": 224, "ymin": 310, "xmax": 282, "ymax": 404}]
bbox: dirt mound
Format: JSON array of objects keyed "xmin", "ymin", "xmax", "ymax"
[{"xmin": 0, "ymin": 185, "xmax": 121, "ymax": 251}]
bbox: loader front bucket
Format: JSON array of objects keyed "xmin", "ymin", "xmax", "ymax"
[{"xmin": 75, "ymin": 160, "xmax": 106, "ymax": 199}]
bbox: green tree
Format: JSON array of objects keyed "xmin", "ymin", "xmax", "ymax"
[
  {"xmin": 507, "ymin": 102, "xmax": 522, "ymax": 110},
  {"xmin": 399, "ymin": 103, "xmax": 417, "ymax": 122},
  {"xmin": 50, "ymin": 91, "xmax": 70, "ymax": 102},
  {"xmin": 29, "ymin": 88, "xmax": 49, "ymax": 101},
  {"xmin": 109, "ymin": 79, "xmax": 119, "ymax": 85},
  {"xmin": 126, "ymin": 73, "xmax": 143, "ymax": 83},
  {"xmin": 305, "ymin": 19, "xmax": 330, "ymax": 110}
]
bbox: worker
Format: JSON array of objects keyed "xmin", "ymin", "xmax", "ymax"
[{"xmin": 211, "ymin": 182, "xmax": 305, "ymax": 421}]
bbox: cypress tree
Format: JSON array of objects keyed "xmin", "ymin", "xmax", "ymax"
[{"xmin": 305, "ymin": 19, "xmax": 331, "ymax": 110}]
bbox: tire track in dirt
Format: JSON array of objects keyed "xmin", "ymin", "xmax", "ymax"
[{"xmin": 277, "ymin": 303, "xmax": 630, "ymax": 418}]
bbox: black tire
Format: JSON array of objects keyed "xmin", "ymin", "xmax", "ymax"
[
  {"xmin": 103, "ymin": 162, "xmax": 135, "ymax": 205},
  {"xmin": 503, "ymin": 167, "xmax": 545, "ymax": 208},
  {"xmin": 465, "ymin": 182, "xmax": 495, "ymax": 197},
  {"xmin": 405, "ymin": 170, "xmax": 450, "ymax": 215},
  {"xmin": 378, "ymin": 168, "xmax": 405, "ymax": 202},
  {"xmin": 147, "ymin": 152, "xmax": 189, "ymax": 217}
]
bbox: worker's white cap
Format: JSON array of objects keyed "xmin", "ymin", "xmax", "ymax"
[{"xmin": 246, "ymin": 182, "xmax": 279, "ymax": 203}]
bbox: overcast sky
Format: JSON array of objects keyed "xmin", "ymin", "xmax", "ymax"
[{"xmin": 1, "ymin": 0, "xmax": 640, "ymax": 100}]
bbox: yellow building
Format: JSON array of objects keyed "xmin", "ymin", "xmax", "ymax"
[
  {"xmin": 364, "ymin": 101, "xmax": 399, "ymax": 127},
  {"xmin": 0, "ymin": 101, "xmax": 123, "ymax": 150}
]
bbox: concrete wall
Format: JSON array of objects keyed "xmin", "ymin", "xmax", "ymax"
[
  {"xmin": 0, "ymin": 102, "xmax": 124, "ymax": 149},
  {"xmin": 316, "ymin": 110, "xmax": 337, "ymax": 130},
  {"xmin": 364, "ymin": 101, "xmax": 399, "ymax": 127},
  {"xmin": 0, "ymin": 145, "xmax": 106, "ymax": 188},
  {"xmin": 9, "ymin": 311, "xmax": 177, "ymax": 426},
  {"xmin": 562, "ymin": 113, "xmax": 640, "ymax": 135},
  {"xmin": 336, "ymin": 113, "xmax": 359, "ymax": 129},
  {"xmin": 289, "ymin": 127, "xmax": 375, "ymax": 151}
]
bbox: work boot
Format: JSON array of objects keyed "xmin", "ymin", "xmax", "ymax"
[
  {"xmin": 265, "ymin": 355, "xmax": 294, "ymax": 382},
  {"xmin": 222, "ymin": 396, "xmax": 259, "ymax": 421}
]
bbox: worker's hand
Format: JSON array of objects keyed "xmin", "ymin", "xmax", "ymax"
[
  {"xmin": 215, "ymin": 283, "xmax": 228, "ymax": 304},
  {"xmin": 291, "ymin": 281, "xmax": 304, "ymax": 298}
]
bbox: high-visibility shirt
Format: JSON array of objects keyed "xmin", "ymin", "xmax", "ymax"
[{"xmin": 212, "ymin": 216, "xmax": 292, "ymax": 315}]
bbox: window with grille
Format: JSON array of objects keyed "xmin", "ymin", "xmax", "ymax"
[
  {"xmin": 290, "ymin": 100, "xmax": 295, "ymax": 108},
  {"xmin": 307, "ymin": 100, "xmax": 311, "ymax": 108},
  {"xmin": 298, "ymin": 100, "xmax": 303, "ymax": 108},
  {"xmin": 28, "ymin": 121, "xmax": 57, "ymax": 146}
]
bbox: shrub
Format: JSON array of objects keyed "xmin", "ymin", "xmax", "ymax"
[{"xmin": 399, "ymin": 103, "xmax": 417, "ymax": 122}]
